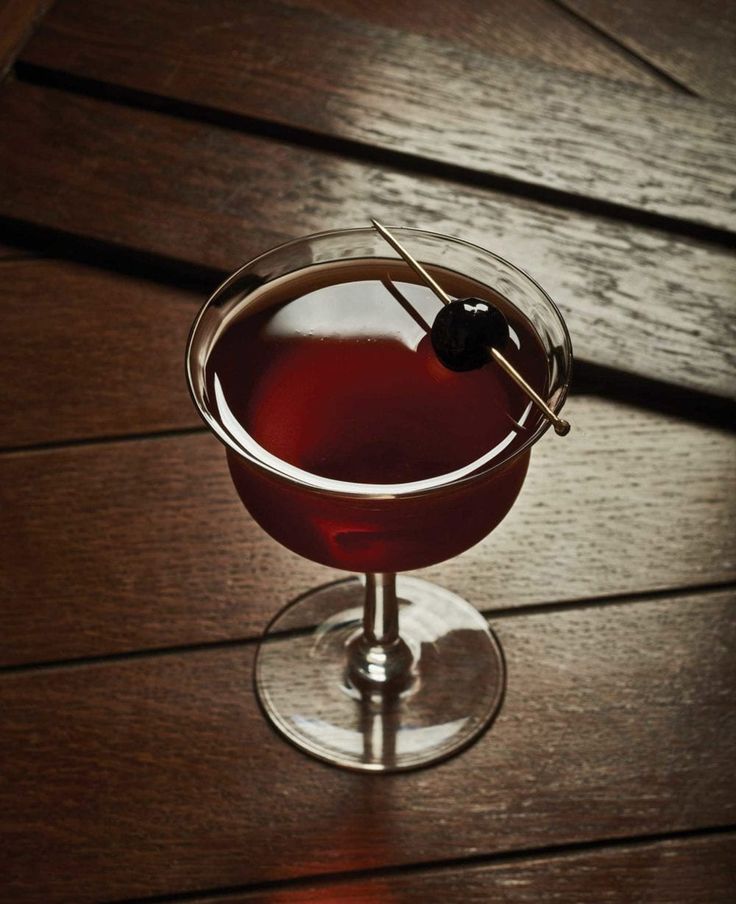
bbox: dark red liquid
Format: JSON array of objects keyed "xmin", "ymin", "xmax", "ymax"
[{"xmin": 206, "ymin": 259, "xmax": 548, "ymax": 572}]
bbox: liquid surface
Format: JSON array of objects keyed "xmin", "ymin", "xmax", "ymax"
[{"xmin": 206, "ymin": 259, "xmax": 547, "ymax": 487}]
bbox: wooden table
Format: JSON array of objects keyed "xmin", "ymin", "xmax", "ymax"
[{"xmin": 1, "ymin": 2, "xmax": 735, "ymax": 901}]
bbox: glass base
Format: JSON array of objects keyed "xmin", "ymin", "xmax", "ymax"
[{"xmin": 254, "ymin": 576, "xmax": 506, "ymax": 772}]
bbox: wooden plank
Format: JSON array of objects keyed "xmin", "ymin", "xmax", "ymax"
[
  {"xmin": 0, "ymin": 85, "xmax": 734, "ymax": 401},
  {"xmin": 0, "ymin": 259, "xmax": 200, "ymax": 447},
  {"xmin": 17, "ymin": 0, "xmax": 736, "ymax": 230},
  {"xmin": 284, "ymin": 0, "xmax": 670, "ymax": 88},
  {"xmin": 1, "ymin": 590, "xmax": 734, "ymax": 902},
  {"xmin": 182, "ymin": 834, "xmax": 736, "ymax": 903},
  {"xmin": 0, "ymin": 0, "xmax": 50, "ymax": 79},
  {"xmin": 562, "ymin": 0, "xmax": 736, "ymax": 103},
  {"xmin": 1, "ymin": 396, "xmax": 734, "ymax": 667}
]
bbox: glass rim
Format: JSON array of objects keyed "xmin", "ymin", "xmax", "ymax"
[{"xmin": 186, "ymin": 225, "xmax": 573, "ymax": 500}]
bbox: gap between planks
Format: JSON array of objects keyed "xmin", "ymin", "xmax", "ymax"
[
  {"xmin": 547, "ymin": 0, "xmax": 697, "ymax": 95},
  {"xmin": 1, "ymin": 579, "xmax": 733, "ymax": 678},
  {"xmin": 0, "ymin": 210, "xmax": 226, "ymax": 290},
  {"xmin": 0, "ymin": 424, "xmax": 209, "ymax": 457},
  {"xmin": 11, "ymin": 62, "xmax": 736, "ymax": 251},
  {"xmin": 101, "ymin": 823, "xmax": 736, "ymax": 904}
]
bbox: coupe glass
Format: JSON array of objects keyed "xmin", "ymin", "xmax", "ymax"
[{"xmin": 186, "ymin": 227, "xmax": 572, "ymax": 772}]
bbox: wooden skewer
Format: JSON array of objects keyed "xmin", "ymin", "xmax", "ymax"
[{"xmin": 371, "ymin": 219, "xmax": 571, "ymax": 436}]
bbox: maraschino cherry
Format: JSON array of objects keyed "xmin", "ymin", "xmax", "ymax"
[{"xmin": 430, "ymin": 297, "xmax": 509, "ymax": 371}]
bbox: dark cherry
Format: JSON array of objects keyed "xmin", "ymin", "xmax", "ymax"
[{"xmin": 430, "ymin": 297, "xmax": 509, "ymax": 371}]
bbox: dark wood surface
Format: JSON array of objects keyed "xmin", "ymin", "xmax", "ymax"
[
  {"xmin": 1, "ymin": 84, "xmax": 735, "ymax": 401},
  {"xmin": 18, "ymin": 0, "xmax": 736, "ymax": 230},
  {"xmin": 0, "ymin": 259, "xmax": 200, "ymax": 447},
  {"xmin": 562, "ymin": 0, "xmax": 736, "ymax": 101},
  {"xmin": 2, "ymin": 590, "xmax": 735, "ymax": 903},
  {"xmin": 1, "ymin": 1, "xmax": 734, "ymax": 902}
]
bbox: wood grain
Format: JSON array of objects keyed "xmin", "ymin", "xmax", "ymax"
[
  {"xmin": 1, "ymin": 83, "xmax": 734, "ymax": 400},
  {"xmin": 17, "ymin": 0, "xmax": 736, "ymax": 231},
  {"xmin": 1, "ymin": 396, "xmax": 734, "ymax": 667},
  {"xmin": 1, "ymin": 590, "xmax": 734, "ymax": 902},
  {"xmin": 286, "ymin": 0, "xmax": 670, "ymax": 87},
  {"xmin": 562, "ymin": 0, "xmax": 736, "ymax": 102},
  {"xmin": 187, "ymin": 834, "xmax": 736, "ymax": 903},
  {"xmin": 0, "ymin": 259, "xmax": 201, "ymax": 447},
  {"xmin": 0, "ymin": 0, "xmax": 50, "ymax": 78}
]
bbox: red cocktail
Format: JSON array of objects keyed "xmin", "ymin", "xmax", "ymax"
[{"xmin": 187, "ymin": 227, "xmax": 572, "ymax": 771}]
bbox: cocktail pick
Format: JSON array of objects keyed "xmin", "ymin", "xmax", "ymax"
[{"xmin": 371, "ymin": 219, "xmax": 571, "ymax": 436}]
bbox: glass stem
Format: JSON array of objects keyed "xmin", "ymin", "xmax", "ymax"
[
  {"xmin": 363, "ymin": 572, "xmax": 400, "ymax": 645},
  {"xmin": 347, "ymin": 573, "xmax": 414, "ymax": 694}
]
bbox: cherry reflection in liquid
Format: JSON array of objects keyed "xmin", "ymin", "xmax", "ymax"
[{"xmin": 205, "ymin": 259, "xmax": 547, "ymax": 573}]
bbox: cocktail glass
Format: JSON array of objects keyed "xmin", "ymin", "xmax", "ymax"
[{"xmin": 186, "ymin": 227, "xmax": 572, "ymax": 772}]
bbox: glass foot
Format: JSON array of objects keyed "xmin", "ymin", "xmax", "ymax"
[{"xmin": 254, "ymin": 576, "xmax": 506, "ymax": 772}]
